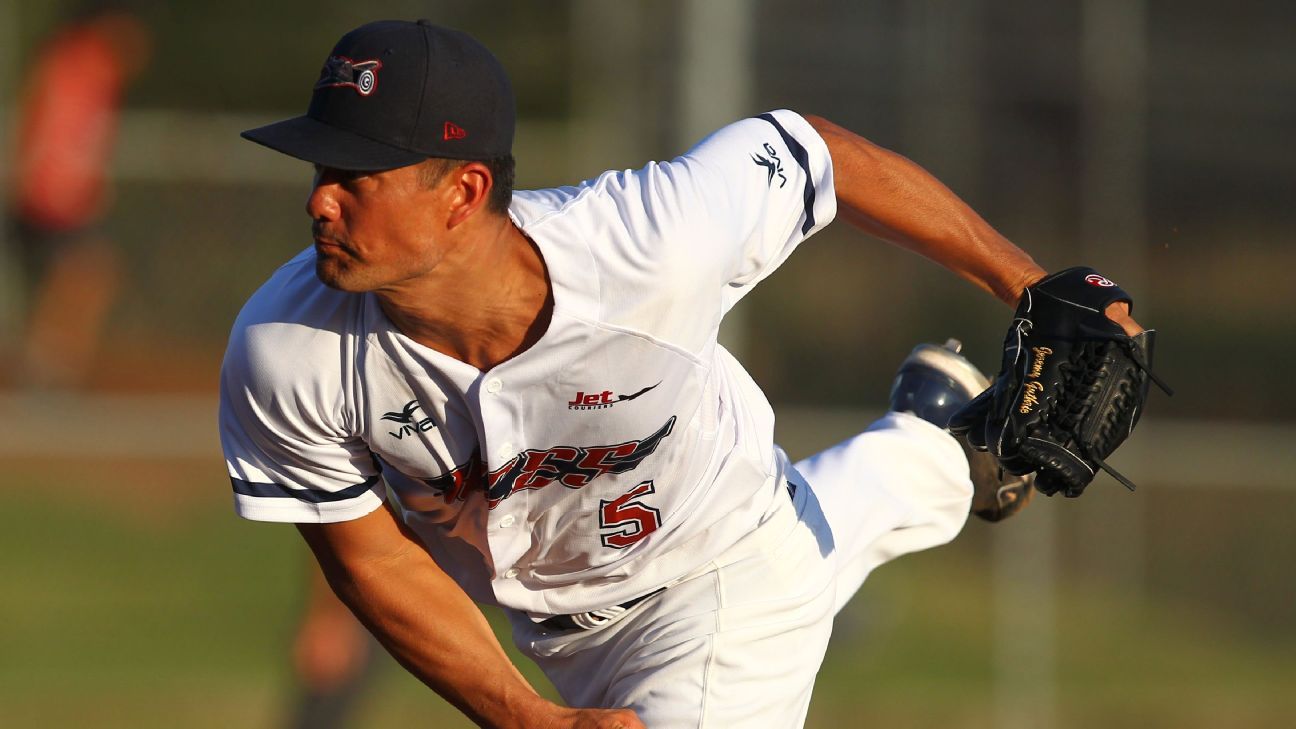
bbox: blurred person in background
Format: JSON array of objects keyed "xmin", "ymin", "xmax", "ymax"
[
  {"xmin": 4, "ymin": 3, "xmax": 151, "ymax": 389},
  {"xmin": 287, "ymin": 561, "xmax": 379, "ymax": 729}
]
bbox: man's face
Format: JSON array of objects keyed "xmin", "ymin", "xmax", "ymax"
[{"xmin": 306, "ymin": 161, "xmax": 449, "ymax": 292}]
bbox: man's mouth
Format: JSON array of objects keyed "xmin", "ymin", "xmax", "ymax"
[{"xmin": 313, "ymin": 234, "xmax": 350, "ymax": 254}]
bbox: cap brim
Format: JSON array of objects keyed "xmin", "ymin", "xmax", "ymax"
[{"xmin": 241, "ymin": 115, "xmax": 429, "ymax": 171}]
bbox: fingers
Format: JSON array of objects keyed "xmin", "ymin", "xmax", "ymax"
[
  {"xmin": 1104, "ymin": 300, "xmax": 1144, "ymax": 337},
  {"xmin": 556, "ymin": 706, "xmax": 646, "ymax": 729},
  {"xmin": 601, "ymin": 708, "xmax": 645, "ymax": 729}
]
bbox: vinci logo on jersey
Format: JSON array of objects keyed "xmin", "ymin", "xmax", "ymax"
[
  {"xmin": 424, "ymin": 416, "xmax": 675, "ymax": 509},
  {"xmin": 382, "ymin": 400, "xmax": 436, "ymax": 438},
  {"xmin": 567, "ymin": 383, "xmax": 660, "ymax": 410}
]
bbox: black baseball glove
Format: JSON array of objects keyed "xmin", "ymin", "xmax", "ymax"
[{"xmin": 949, "ymin": 267, "xmax": 1172, "ymax": 497}]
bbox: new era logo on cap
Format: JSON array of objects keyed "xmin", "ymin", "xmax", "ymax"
[{"xmin": 444, "ymin": 121, "xmax": 467, "ymax": 140}]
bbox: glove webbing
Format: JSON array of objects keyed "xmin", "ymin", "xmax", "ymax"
[{"xmin": 1052, "ymin": 334, "xmax": 1173, "ymax": 492}]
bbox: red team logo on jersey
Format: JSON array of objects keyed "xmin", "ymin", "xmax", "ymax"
[{"xmin": 424, "ymin": 416, "xmax": 676, "ymax": 509}]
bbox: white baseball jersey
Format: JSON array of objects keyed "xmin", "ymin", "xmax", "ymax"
[{"xmin": 220, "ymin": 109, "xmax": 837, "ymax": 616}]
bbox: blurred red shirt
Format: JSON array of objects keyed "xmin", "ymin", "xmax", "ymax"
[{"xmin": 13, "ymin": 25, "xmax": 127, "ymax": 231}]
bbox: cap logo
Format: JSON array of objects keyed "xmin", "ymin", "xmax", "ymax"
[
  {"xmin": 444, "ymin": 121, "xmax": 467, "ymax": 140},
  {"xmin": 315, "ymin": 56, "xmax": 382, "ymax": 96}
]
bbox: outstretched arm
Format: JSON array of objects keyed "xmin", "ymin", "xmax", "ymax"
[
  {"xmin": 804, "ymin": 114, "xmax": 1043, "ymax": 303},
  {"xmin": 298, "ymin": 504, "xmax": 644, "ymax": 729},
  {"xmin": 804, "ymin": 114, "xmax": 1140, "ymax": 334}
]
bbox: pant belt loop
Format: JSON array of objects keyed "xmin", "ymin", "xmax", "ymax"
[{"xmin": 539, "ymin": 586, "xmax": 666, "ymax": 632}]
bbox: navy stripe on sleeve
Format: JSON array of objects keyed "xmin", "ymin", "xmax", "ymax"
[
  {"xmin": 230, "ymin": 474, "xmax": 380, "ymax": 504},
  {"xmin": 756, "ymin": 112, "xmax": 817, "ymax": 235}
]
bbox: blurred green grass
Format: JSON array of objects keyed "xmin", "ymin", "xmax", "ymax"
[{"xmin": 2, "ymin": 457, "xmax": 1293, "ymax": 728}]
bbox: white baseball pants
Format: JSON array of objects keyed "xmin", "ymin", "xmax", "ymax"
[{"xmin": 507, "ymin": 411, "xmax": 973, "ymax": 728}]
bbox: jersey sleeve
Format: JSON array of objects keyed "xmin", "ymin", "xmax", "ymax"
[
  {"xmin": 219, "ymin": 278, "xmax": 384, "ymax": 524},
  {"xmin": 672, "ymin": 109, "xmax": 837, "ymax": 311}
]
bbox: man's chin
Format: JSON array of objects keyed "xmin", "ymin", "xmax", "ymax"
[{"xmin": 315, "ymin": 259, "xmax": 364, "ymax": 292}]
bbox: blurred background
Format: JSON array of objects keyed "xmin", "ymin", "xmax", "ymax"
[{"xmin": 0, "ymin": 1, "xmax": 1291, "ymax": 727}]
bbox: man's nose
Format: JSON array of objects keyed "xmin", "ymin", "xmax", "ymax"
[{"xmin": 305, "ymin": 183, "xmax": 341, "ymax": 221}]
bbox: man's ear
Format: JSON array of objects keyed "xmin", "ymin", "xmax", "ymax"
[{"xmin": 446, "ymin": 162, "xmax": 494, "ymax": 229}]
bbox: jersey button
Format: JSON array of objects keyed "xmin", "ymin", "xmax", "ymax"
[
  {"xmin": 503, "ymin": 568, "xmax": 519, "ymax": 579},
  {"xmin": 499, "ymin": 515, "xmax": 516, "ymax": 528},
  {"xmin": 485, "ymin": 378, "xmax": 503, "ymax": 394},
  {"xmin": 500, "ymin": 441, "xmax": 514, "ymax": 454}
]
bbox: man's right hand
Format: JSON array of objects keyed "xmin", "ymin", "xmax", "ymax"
[{"xmin": 539, "ymin": 706, "xmax": 646, "ymax": 729}]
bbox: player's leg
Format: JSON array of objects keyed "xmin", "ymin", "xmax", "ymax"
[
  {"xmin": 793, "ymin": 409, "xmax": 972, "ymax": 613},
  {"xmin": 508, "ymin": 480, "xmax": 838, "ymax": 728},
  {"xmin": 889, "ymin": 339, "xmax": 1034, "ymax": 522},
  {"xmin": 795, "ymin": 338, "xmax": 1033, "ymax": 613},
  {"xmin": 20, "ymin": 228, "xmax": 122, "ymax": 388},
  {"xmin": 287, "ymin": 563, "xmax": 379, "ymax": 729}
]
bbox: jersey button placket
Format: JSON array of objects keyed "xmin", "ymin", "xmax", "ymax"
[
  {"xmin": 483, "ymin": 377, "xmax": 512, "ymax": 478},
  {"xmin": 483, "ymin": 378, "xmax": 512, "ymax": 465},
  {"xmin": 481, "ymin": 375, "xmax": 523, "ymax": 573}
]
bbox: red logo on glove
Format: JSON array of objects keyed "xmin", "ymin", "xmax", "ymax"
[{"xmin": 1085, "ymin": 274, "xmax": 1116, "ymax": 287}]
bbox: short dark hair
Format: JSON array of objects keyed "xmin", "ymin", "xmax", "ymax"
[{"xmin": 418, "ymin": 155, "xmax": 515, "ymax": 215}]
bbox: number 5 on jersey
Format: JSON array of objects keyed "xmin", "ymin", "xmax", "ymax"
[{"xmin": 599, "ymin": 480, "xmax": 662, "ymax": 549}]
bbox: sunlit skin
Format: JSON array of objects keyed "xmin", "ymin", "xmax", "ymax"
[
  {"xmin": 308, "ymin": 163, "xmax": 450, "ymax": 293},
  {"xmin": 805, "ymin": 115, "xmax": 1142, "ymax": 335},
  {"xmin": 306, "ymin": 160, "xmax": 552, "ymax": 370}
]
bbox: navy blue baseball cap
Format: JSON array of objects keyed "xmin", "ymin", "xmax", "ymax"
[{"xmin": 242, "ymin": 20, "xmax": 515, "ymax": 170}]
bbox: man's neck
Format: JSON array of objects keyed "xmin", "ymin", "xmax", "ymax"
[{"xmin": 376, "ymin": 219, "xmax": 553, "ymax": 371}]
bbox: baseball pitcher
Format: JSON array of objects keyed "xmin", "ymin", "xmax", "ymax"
[{"xmin": 221, "ymin": 20, "xmax": 1163, "ymax": 728}]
